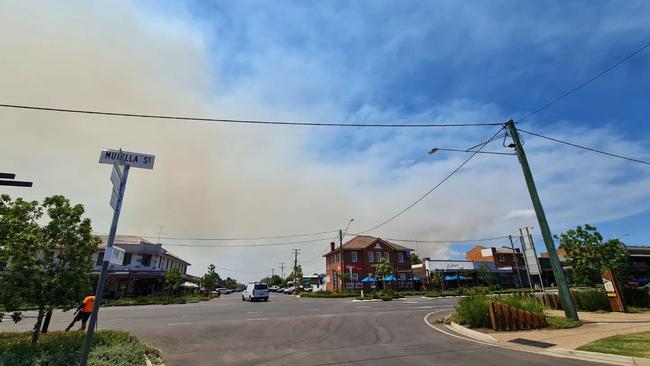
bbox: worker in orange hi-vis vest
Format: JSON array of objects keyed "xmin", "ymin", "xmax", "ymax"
[{"xmin": 65, "ymin": 295, "xmax": 96, "ymax": 332}]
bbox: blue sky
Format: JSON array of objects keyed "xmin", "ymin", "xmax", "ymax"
[
  {"xmin": 3, "ymin": 1, "xmax": 650, "ymax": 279},
  {"xmin": 148, "ymin": 1, "xmax": 650, "ymax": 250}
]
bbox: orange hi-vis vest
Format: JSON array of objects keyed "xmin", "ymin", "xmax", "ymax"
[{"xmin": 81, "ymin": 296, "xmax": 96, "ymax": 313}]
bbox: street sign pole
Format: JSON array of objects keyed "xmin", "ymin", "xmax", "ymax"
[
  {"xmin": 80, "ymin": 148, "xmax": 154, "ymax": 366},
  {"xmin": 506, "ymin": 120, "xmax": 578, "ymax": 320},
  {"xmin": 80, "ymin": 164, "xmax": 129, "ymax": 366}
]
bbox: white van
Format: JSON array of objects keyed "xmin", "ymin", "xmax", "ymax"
[{"xmin": 242, "ymin": 282, "xmax": 269, "ymax": 302}]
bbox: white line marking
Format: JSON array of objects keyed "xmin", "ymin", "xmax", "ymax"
[
  {"xmin": 182, "ymin": 314, "xmax": 201, "ymax": 318},
  {"xmin": 404, "ymin": 301, "xmax": 420, "ymax": 304},
  {"xmin": 247, "ymin": 318, "xmax": 269, "ymax": 321},
  {"xmin": 358, "ymin": 306, "xmax": 371, "ymax": 308},
  {"xmin": 247, "ymin": 311, "xmax": 262, "ymax": 314},
  {"xmin": 313, "ymin": 314, "xmax": 335, "ymax": 318},
  {"xmin": 167, "ymin": 322, "xmax": 192, "ymax": 326},
  {"xmin": 307, "ymin": 308, "xmax": 321, "ymax": 311}
]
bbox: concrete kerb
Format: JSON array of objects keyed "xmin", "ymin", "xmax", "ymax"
[
  {"xmin": 424, "ymin": 311, "xmax": 649, "ymax": 366},
  {"xmin": 448, "ymin": 321, "xmax": 497, "ymax": 343}
]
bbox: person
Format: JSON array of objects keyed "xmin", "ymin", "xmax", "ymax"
[{"xmin": 65, "ymin": 295, "xmax": 95, "ymax": 331}]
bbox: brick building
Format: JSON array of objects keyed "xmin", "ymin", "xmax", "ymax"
[
  {"xmin": 466, "ymin": 245, "xmax": 526, "ymax": 287},
  {"xmin": 323, "ymin": 236, "xmax": 413, "ymax": 291}
]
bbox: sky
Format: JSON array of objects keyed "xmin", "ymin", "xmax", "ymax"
[{"xmin": 1, "ymin": 1, "xmax": 649, "ymax": 282}]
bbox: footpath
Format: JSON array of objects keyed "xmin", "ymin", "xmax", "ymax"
[{"xmin": 448, "ymin": 310, "xmax": 650, "ymax": 365}]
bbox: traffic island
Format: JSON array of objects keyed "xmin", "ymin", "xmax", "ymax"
[{"xmin": 0, "ymin": 330, "xmax": 163, "ymax": 366}]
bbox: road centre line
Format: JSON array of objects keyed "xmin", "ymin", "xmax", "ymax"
[
  {"xmin": 167, "ymin": 322, "xmax": 192, "ymax": 326},
  {"xmin": 247, "ymin": 311, "xmax": 263, "ymax": 314},
  {"xmin": 247, "ymin": 318, "xmax": 270, "ymax": 321},
  {"xmin": 307, "ymin": 308, "xmax": 321, "ymax": 311},
  {"xmin": 182, "ymin": 314, "xmax": 201, "ymax": 318}
]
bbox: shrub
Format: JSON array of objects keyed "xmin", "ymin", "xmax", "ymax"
[
  {"xmin": 454, "ymin": 295, "xmax": 545, "ymax": 329},
  {"xmin": 574, "ymin": 290, "xmax": 610, "ymax": 312},
  {"xmin": 0, "ymin": 330, "xmax": 153, "ymax": 366},
  {"xmin": 299, "ymin": 291, "xmax": 359, "ymax": 298},
  {"xmin": 454, "ymin": 296, "xmax": 491, "ymax": 328},
  {"xmin": 623, "ymin": 287, "xmax": 650, "ymax": 308}
]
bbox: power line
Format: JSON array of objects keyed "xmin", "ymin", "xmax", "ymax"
[
  {"xmin": 139, "ymin": 230, "xmax": 338, "ymax": 241},
  {"xmin": 0, "ymin": 103, "xmax": 502, "ymax": 128},
  {"xmin": 158, "ymin": 237, "xmax": 333, "ymax": 248},
  {"xmin": 215, "ymin": 266, "xmax": 271, "ymax": 274},
  {"xmin": 518, "ymin": 41, "xmax": 650, "ymax": 123},
  {"xmin": 518, "ymin": 128, "xmax": 650, "ymax": 166},
  {"xmin": 352, "ymin": 126, "xmax": 506, "ymax": 235},
  {"xmin": 385, "ymin": 235, "xmax": 510, "ymax": 244}
]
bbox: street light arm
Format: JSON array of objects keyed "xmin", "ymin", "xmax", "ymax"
[{"xmin": 428, "ymin": 147, "xmax": 515, "ymax": 156}]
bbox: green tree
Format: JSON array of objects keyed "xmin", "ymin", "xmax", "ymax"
[
  {"xmin": 374, "ymin": 258, "xmax": 393, "ymax": 279},
  {"xmin": 164, "ymin": 266, "xmax": 183, "ymax": 294},
  {"xmin": 410, "ymin": 252, "xmax": 422, "ymax": 264},
  {"xmin": 224, "ymin": 276, "xmax": 238, "ymax": 289},
  {"xmin": 201, "ymin": 264, "xmax": 221, "ymax": 292},
  {"xmin": 557, "ymin": 224, "xmax": 629, "ymax": 286},
  {"xmin": 0, "ymin": 195, "xmax": 99, "ymax": 344},
  {"xmin": 266, "ymin": 274, "xmax": 283, "ymax": 287},
  {"xmin": 430, "ymin": 271, "xmax": 443, "ymax": 290},
  {"xmin": 288, "ymin": 265, "xmax": 303, "ymax": 286},
  {"xmin": 477, "ymin": 264, "xmax": 492, "ymax": 285},
  {"xmin": 338, "ymin": 272, "xmax": 350, "ymax": 291}
]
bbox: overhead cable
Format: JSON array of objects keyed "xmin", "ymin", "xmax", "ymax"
[
  {"xmin": 0, "ymin": 103, "xmax": 502, "ymax": 128},
  {"xmin": 518, "ymin": 129, "xmax": 650, "ymax": 166}
]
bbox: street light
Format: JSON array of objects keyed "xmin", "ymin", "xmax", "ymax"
[{"xmin": 428, "ymin": 147, "xmax": 514, "ymax": 156}]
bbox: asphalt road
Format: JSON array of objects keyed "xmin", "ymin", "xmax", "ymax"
[{"xmin": 0, "ymin": 294, "xmax": 602, "ymax": 366}]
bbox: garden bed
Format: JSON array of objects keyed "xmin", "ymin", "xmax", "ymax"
[{"xmin": 0, "ymin": 330, "xmax": 162, "ymax": 366}]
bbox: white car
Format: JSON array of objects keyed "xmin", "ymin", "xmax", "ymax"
[{"xmin": 242, "ymin": 282, "xmax": 269, "ymax": 302}]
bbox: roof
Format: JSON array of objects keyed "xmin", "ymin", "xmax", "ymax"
[
  {"xmin": 97, "ymin": 235, "xmax": 191, "ymax": 265},
  {"xmin": 493, "ymin": 247, "xmax": 520, "ymax": 254},
  {"xmin": 324, "ymin": 235, "xmax": 413, "ymax": 256}
]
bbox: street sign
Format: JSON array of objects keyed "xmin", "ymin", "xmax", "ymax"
[
  {"xmin": 106, "ymin": 246, "xmax": 125, "ymax": 265},
  {"xmin": 110, "ymin": 165, "xmax": 123, "ymax": 190},
  {"xmin": 99, "ymin": 149, "xmax": 155, "ymax": 170},
  {"xmin": 519, "ymin": 227, "xmax": 541, "ymax": 275},
  {"xmin": 109, "ymin": 189, "xmax": 120, "ymax": 211}
]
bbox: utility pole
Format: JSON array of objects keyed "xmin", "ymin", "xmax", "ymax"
[
  {"xmin": 508, "ymin": 235, "xmax": 524, "ymax": 288},
  {"xmin": 339, "ymin": 229, "xmax": 344, "ymax": 291},
  {"xmin": 291, "ymin": 249, "xmax": 301, "ymax": 282},
  {"xmin": 505, "ymin": 120, "xmax": 578, "ymax": 320},
  {"xmin": 279, "ymin": 262, "xmax": 285, "ymax": 279},
  {"xmin": 155, "ymin": 225, "xmax": 166, "ymax": 243},
  {"xmin": 272, "ymin": 268, "xmax": 274, "ymax": 277}
]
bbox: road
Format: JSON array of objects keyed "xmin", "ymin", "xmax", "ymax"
[{"xmin": 0, "ymin": 294, "xmax": 601, "ymax": 365}]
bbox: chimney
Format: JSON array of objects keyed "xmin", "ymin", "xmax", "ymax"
[{"xmin": 330, "ymin": 242, "xmax": 336, "ymax": 252}]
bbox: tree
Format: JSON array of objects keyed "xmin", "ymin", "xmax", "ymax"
[
  {"xmin": 201, "ymin": 264, "xmax": 221, "ymax": 293},
  {"xmin": 338, "ymin": 272, "xmax": 350, "ymax": 291},
  {"xmin": 374, "ymin": 258, "xmax": 393, "ymax": 279},
  {"xmin": 410, "ymin": 253, "xmax": 422, "ymax": 265},
  {"xmin": 224, "ymin": 276, "xmax": 238, "ymax": 289},
  {"xmin": 0, "ymin": 195, "xmax": 99, "ymax": 344},
  {"xmin": 430, "ymin": 271, "xmax": 443, "ymax": 290},
  {"xmin": 477, "ymin": 264, "xmax": 492, "ymax": 285},
  {"xmin": 165, "ymin": 266, "xmax": 182, "ymax": 294},
  {"xmin": 266, "ymin": 274, "xmax": 283, "ymax": 287},
  {"xmin": 557, "ymin": 224, "xmax": 629, "ymax": 286},
  {"xmin": 288, "ymin": 265, "xmax": 303, "ymax": 286}
]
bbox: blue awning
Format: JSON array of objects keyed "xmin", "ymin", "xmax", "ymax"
[
  {"xmin": 361, "ymin": 276, "xmax": 376, "ymax": 283},
  {"xmin": 444, "ymin": 275, "xmax": 469, "ymax": 281},
  {"xmin": 412, "ymin": 275, "xmax": 423, "ymax": 281},
  {"xmin": 384, "ymin": 275, "xmax": 397, "ymax": 281}
]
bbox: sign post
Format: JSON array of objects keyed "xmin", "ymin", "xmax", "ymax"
[
  {"xmin": 519, "ymin": 227, "xmax": 544, "ymax": 291},
  {"xmin": 80, "ymin": 149, "xmax": 155, "ymax": 366},
  {"xmin": 602, "ymin": 269, "xmax": 627, "ymax": 312}
]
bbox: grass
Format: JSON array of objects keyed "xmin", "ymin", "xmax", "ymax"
[
  {"xmin": 102, "ymin": 294, "xmax": 211, "ymax": 307},
  {"xmin": 0, "ymin": 330, "xmax": 160, "ymax": 366},
  {"xmin": 545, "ymin": 316, "xmax": 582, "ymax": 329},
  {"xmin": 578, "ymin": 331, "xmax": 650, "ymax": 358},
  {"xmin": 299, "ymin": 291, "xmax": 360, "ymax": 298}
]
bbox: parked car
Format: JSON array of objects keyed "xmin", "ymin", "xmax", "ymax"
[
  {"xmin": 216, "ymin": 288, "xmax": 230, "ymax": 295},
  {"xmin": 284, "ymin": 286, "xmax": 296, "ymax": 294},
  {"xmin": 242, "ymin": 282, "xmax": 269, "ymax": 302},
  {"xmin": 269, "ymin": 285, "xmax": 280, "ymax": 292}
]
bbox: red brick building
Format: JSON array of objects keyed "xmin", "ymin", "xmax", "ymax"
[
  {"xmin": 323, "ymin": 236, "xmax": 413, "ymax": 291},
  {"xmin": 466, "ymin": 245, "xmax": 525, "ymax": 287}
]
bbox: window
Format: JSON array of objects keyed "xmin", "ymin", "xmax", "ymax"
[
  {"xmin": 122, "ymin": 253, "xmax": 132, "ymax": 266},
  {"xmin": 398, "ymin": 252, "xmax": 404, "ymax": 263},
  {"xmin": 351, "ymin": 251, "xmax": 358, "ymax": 263},
  {"xmin": 140, "ymin": 254, "xmax": 152, "ymax": 267},
  {"xmin": 368, "ymin": 251, "xmax": 374, "ymax": 263},
  {"xmin": 351, "ymin": 273, "xmax": 359, "ymax": 281},
  {"xmin": 384, "ymin": 252, "xmax": 389, "ymax": 261},
  {"xmin": 254, "ymin": 284, "xmax": 268, "ymax": 290},
  {"xmin": 96, "ymin": 252, "xmax": 104, "ymax": 265},
  {"xmin": 497, "ymin": 254, "xmax": 505, "ymax": 262},
  {"xmin": 375, "ymin": 252, "xmax": 381, "ymax": 262},
  {"xmin": 166, "ymin": 259, "xmax": 170, "ymax": 270},
  {"xmin": 399, "ymin": 273, "xmax": 406, "ymax": 281}
]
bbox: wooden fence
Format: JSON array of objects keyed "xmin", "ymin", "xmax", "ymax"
[{"xmin": 488, "ymin": 302, "xmax": 547, "ymax": 331}]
